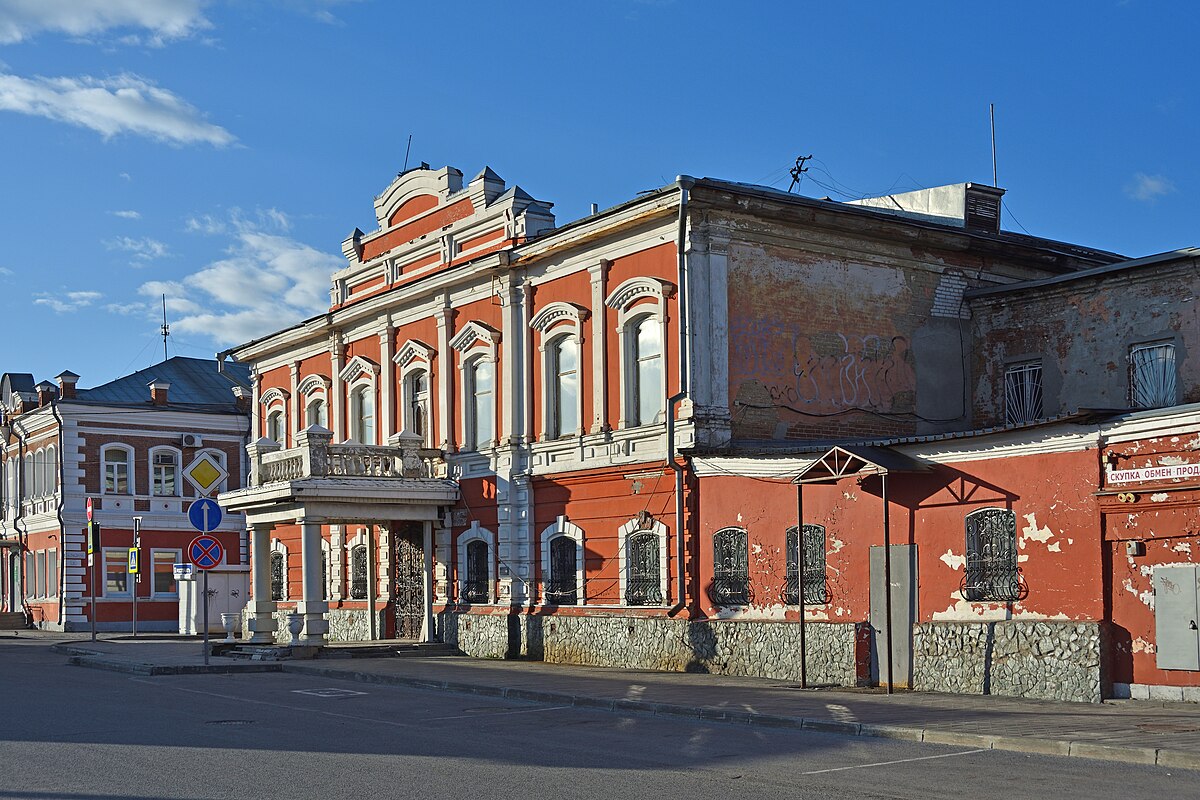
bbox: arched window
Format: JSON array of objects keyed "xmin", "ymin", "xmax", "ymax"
[
  {"xmin": 626, "ymin": 531, "xmax": 662, "ymax": 605},
  {"xmin": 306, "ymin": 397, "xmax": 328, "ymax": 429},
  {"xmin": 964, "ymin": 508, "xmax": 1023, "ymax": 601},
  {"xmin": 43, "ymin": 445, "xmax": 56, "ymax": 496},
  {"xmin": 463, "ymin": 540, "xmax": 489, "ymax": 604},
  {"xmin": 631, "ymin": 315, "xmax": 663, "ymax": 426},
  {"xmin": 32, "ymin": 449, "xmax": 44, "ymax": 497},
  {"xmin": 150, "ymin": 448, "xmax": 179, "ymax": 497},
  {"xmin": 712, "ymin": 527, "xmax": 749, "ymax": 606},
  {"xmin": 549, "ymin": 335, "xmax": 579, "ymax": 438},
  {"xmin": 403, "ymin": 370, "xmax": 430, "ymax": 445},
  {"xmin": 102, "ymin": 445, "xmax": 132, "ymax": 495},
  {"xmin": 350, "ymin": 385, "xmax": 375, "ymax": 444},
  {"xmin": 546, "ymin": 536, "xmax": 579, "ymax": 605},
  {"xmin": 266, "ymin": 409, "xmax": 285, "ymax": 444},
  {"xmin": 350, "ymin": 544, "xmax": 369, "ymax": 599},
  {"xmin": 270, "ymin": 551, "xmax": 285, "ymax": 601},
  {"xmin": 786, "ymin": 524, "xmax": 828, "ymax": 605},
  {"xmin": 465, "ymin": 357, "xmax": 494, "ymax": 450}
]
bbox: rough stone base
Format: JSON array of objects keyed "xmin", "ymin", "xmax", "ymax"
[
  {"xmin": 912, "ymin": 621, "xmax": 1102, "ymax": 703},
  {"xmin": 252, "ymin": 608, "xmax": 387, "ymax": 644},
  {"xmin": 442, "ymin": 611, "xmax": 866, "ymax": 686}
]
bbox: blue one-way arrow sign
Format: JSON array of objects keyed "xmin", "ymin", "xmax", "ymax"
[{"xmin": 188, "ymin": 498, "xmax": 223, "ymax": 533}]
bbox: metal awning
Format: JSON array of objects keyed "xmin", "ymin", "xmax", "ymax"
[{"xmin": 793, "ymin": 444, "xmax": 931, "ymax": 485}]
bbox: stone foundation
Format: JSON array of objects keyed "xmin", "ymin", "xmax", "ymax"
[
  {"xmin": 258, "ymin": 607, "xmax": 387, "ymax": 644},
  {"xmin": 912, "ymin": 620, "xmax": 1103, "ymax": 703},
  {"xmin": 442, "ymin": 611, "xmax": 867, "ymax": 686}
]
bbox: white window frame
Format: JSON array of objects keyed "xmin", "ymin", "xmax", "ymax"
[
  {"xmin": 540, "ymin": 516, "xmax": 586, "ymax": 606},
  {"xmin": 339, "ymin": 356, "xmax": 381, "ymax": 445},
  {"xmin": 150, "ymin": 548, "xmax": 182, "ymax": 598},
  {"xmin": 617, "ymin": 514, "xmax": 670, "ymax": 607},
  {"xmin": 530, "ymin": 302, "xmax": 589, "ymax": 441},
  {"xmin": 103, "ymin": 547, "xmax": 131, "ymax": 598},
  {"xmin": 149, "ymin": 446, "xmax": 181, "ymax": 498},
  {"xmin": 456, "ymin": 521, "xmax": 496, "ymax": 604},
  {"xmin": 101, "ymin": 443, "xmax": 134, "ymax": 496},
  {"xmin": 32, "ymin": 448, "xmax": 44, "ymax": 497},
  {"xmin": 270, "ymin": 539, "xmax": 288, "ymax": 601},
  {"xmin": 450, "ymin": 322, "xmax": 502, "ymax": 451},
  {"xmin": 605, "ymin": 277, "xmax": 673, "ymax": 430},
  {"xmin": 298, "ymin": 374, "xmax": 331, "ymax": 431},
  {"xmin": 46, "ymin": 548, "xmax": 58, "ymax": 598},
  {"xmin": 394, "ymin": 338, "xmax": 436, "ymax": 446},
  {"xmin": 260, "ymin": 387, "xmax": 290, "ymax": 446},
  {"xmin": 43, "ymin": 444, "xmax": 56, "ymax": 497},
  {"xmin": 462, "ymin": 354, "xmax": 496, "ymax": 451},
  {"xmin": 346, "ymin": 528, "xmax": 371, "ymax": 600}
]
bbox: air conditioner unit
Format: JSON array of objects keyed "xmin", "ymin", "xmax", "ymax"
[
  {"xmin": 181, "ymin": 433, "xmax": 202, "ymax": 448},
  {"xmin": 153, "ymin": 453, "xmax": 176, "ymax": 466}
]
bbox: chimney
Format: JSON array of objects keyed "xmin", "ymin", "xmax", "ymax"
[
  {"xmin": 148, "ymin": 380, "xmax": 170, "ymax": 406},
  {"xmin": 231, "ymin": 385, "xmax": 251, "ymax": 412},
  {"xmin": 35, "ymin": 381, "xmax": 55, "ymax": 407},
  {"xmin": 964, "ymin": 183, "xmax": 1005, "ymax": 234},
  {"xmin": 56, "ymin": 370, "xmax": 79, "ymax": 400}
]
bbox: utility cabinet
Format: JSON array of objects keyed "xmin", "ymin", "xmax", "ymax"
[
  {"xmin": 178, "ymin": 566, "xmax": 250, "ymax": 635},
  {"xmin": 1153, "ymin": 565, "xmax": 1200, "ymax": 671}
]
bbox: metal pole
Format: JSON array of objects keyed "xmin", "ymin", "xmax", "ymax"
[
  {"xmin": 796, "ymin": 483, "xmax": 807, "ymax": 689},
  {"xmin": 990, "ymin": 103, "xmax": 998, "ymax": 187},
  {"xmin": 89, "ymin": 523, "xmax": 96, "ymax": 642},
  {"xmin": 882, "ymin": 472, "xmax": 894, "ymax": 695},
  {"xmin": 202, "ymin": 570, "xmax": 210, "ymax": 666},
  {"xmin": 132, "ymin": 517, "xmax": 140, "ymax": 638}
]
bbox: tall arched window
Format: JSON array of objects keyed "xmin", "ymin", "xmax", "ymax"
[
  {"xmin": 43, "ymin": 445, "xmax": 56, "ymax": 496},
  {"xmin": 404, "ymin": 370, "xmax": 430, "ymax": 444},
  {"xmin": 463, "ymin": 539, "xmax": 489, "ymax": 604},
  {"xmin": 631, "ymin": 315, "xmax": 663, "ymax": 426},
  {"xmin": 550, "ymin": 335, "xmax": 578, "ymax": 438},
  {"xmin": 266, "ymin": 409, "xmax": 285, "ymax": 444},
  {"xmin": 626, "ymin": 531, "xmax": 662, "ymax": 605},
  {"xmin": 350, "ymin": 385, "xmax": 375, "ymax": 444},
  {"xmin": 151, "ymin": 448, "xmax": 179, "ymax": 497},
  {"xmin": 102, "ymin": 445, "xmax": 132, "ymax": 495},
  {"xmin": 964, "ymin": 508, "xmax": 1023, "ymax": 601},
  {"xmin": 712, "ymin": 527, "xmax": 749, "ymax": 606},
  {"xmin": 350, "ymin": 544, "xmax": 369, "ymax": 599},
  {"xmin": 786, "ymin": 524, "xmax": 828, "ymax": 605},
  {"xmin": 270, "ymin": 551, "xmax": 285, "ymax": 601},
  {"xmin": 306, "ymin": 397, "xmax": 328, "ymax": 429},
  {"xmin": 546, "ymin": 535, "xmax": 579, "ymax": 605},
  {"xmin": 466, "ymin": 357, "xmax": 494, "ymax": 450},
  {"xmin": 32, "ymin": 449, "xmax": 45, "ymax": 497}
]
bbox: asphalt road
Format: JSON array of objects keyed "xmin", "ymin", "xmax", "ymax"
[{"xmin": 0, "ymin": 639, "xmax": 1191, "ymax": 800}]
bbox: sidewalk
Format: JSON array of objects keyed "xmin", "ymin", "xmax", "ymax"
[{"xmin": 23, "ymin": 631, "xmax": 1200, "ymax": 772}]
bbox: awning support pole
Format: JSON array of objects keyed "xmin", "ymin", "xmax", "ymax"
[{"xmin": 796, "ymin": 482, "xmax": 806, "ymax": 689}]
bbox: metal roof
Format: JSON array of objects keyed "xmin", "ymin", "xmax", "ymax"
[
  {"xmin": 75, "ymin": 357, "xmax": 249, "ymax": 410},
  {"xmin": 793, "ymin": 444, "xmax": 932, "ymax": 485},
  {"xmin": 966, "ymin": 246, "xmax": 1200, "ymax": 299}
]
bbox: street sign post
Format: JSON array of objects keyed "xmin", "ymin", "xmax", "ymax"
[
  {"xmin": 86, "ymin": 517, "xmax": 100, "ymax": 642},
  {"xmin": 189, "ymin": 534, "xmax": 225, "ymax": 666},
  {"xmin": 131, "ymin": 517, "xmax": 142, "ymax": 637}
]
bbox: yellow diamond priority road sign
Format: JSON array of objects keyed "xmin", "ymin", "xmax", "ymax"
[{"xmin": 183, "ymin": 453, "xmax": 228, "ymax": 496}]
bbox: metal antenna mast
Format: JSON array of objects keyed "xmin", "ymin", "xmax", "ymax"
[
  {"xmin": 990, "ymin": 103, "xmax": 998, "ymax": 187},
  {"xmin": 402, "ymin": 134, "xmax": 413, "ymax": 173},
  {"xmin": 160, "ymin": 294, "xmax": 170, "ymax": 362},
  {"xmin": 788, "ymin": 155, "xmax": 812, "ymax": 193}
]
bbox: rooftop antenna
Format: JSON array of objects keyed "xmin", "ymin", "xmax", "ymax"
[
  {"xmin": 990, "ymin": 103, "xmax": 998, "ymax": 187},
  {"xmin": 160, "ymin": 294, "xmax": 170, "ymax": 362},
  {"xmin": 788, "ymin": 155, "xmax": 812, "ymax": 193},
  {"xmin": 402, "ymin": 134, "xmax": 413, "ymax": 174}
]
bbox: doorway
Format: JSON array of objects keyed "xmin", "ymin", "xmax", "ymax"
[{"xmin": 393, "ymin": 523, "xmax": 424, "ymax": 639}]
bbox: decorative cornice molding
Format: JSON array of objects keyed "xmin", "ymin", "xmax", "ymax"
[
  {"xmin": 449, "ymin": 321, "xmax": 502, "ymax": 353},
  {"xmin": 297, "ymin": 374, "xmax": 332, "ymax": 396},
  {"xmin": 338, "ymin": 355, "xmax": 381, "ymax": 384},
  {"xmin": 259, "ymin": 387, "xmax": 290, "ymax": 407},
  {"xmin": 529, "ymin": 301, "xmax": 589, "ymax": 333},
  {"xmin": 604, "ymin": 276, "xmax": 676, "ymax": 311},
  {"xmin": 394, "ymin": 338, "xmax": 436, "ymax": 368}
]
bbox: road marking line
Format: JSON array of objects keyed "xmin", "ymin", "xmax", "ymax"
[
  {"xmin": 800, "ymin": 748, "xmax": 989, "ymax": 775},
  {"xmin": 426, "ymin": 705, "xmax": 571, "ymax": 722}
]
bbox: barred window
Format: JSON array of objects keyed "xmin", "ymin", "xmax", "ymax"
[
  {"xmin": 270, "ymin": 551, "xmax": 285, "ymax": 601},
  {"xmin": 712, "ymin": 527, "xmax": 749, "ymax": 606},
  {"xmin": 546, "ymin": 535, "xmax": 578, "ymax": 605},
  {"xmin": 1130, "ymin": 342, "xmax": 1177, "ymax": 409},
  {"xmin": 463, "ymin": 539, "xmax": 489, "ymax": 604},
  {"xmin": 1004, "ymin": 361, "xmax": 1043, "ymax": 425},
  {"xmin": 625, "ymin": 530, "xmax": 662, "ymax": 605},
  {"xmin": 963, "ymin": 508, "xmax": 1023, "ymax": 601},
  {"xmin": 785, "ymin": 524, "xmax": 828, "ymax": 605},
  {"xmin": 350, "ymin": 544, "xmax": 368, "ymax": 599}
]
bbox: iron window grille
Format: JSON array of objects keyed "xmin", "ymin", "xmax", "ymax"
[
  {"xmin": 1004, "ymin": 361, "xmax": 1043, "ymax": 425},
  {"xmin": 270, "ymin": 551, "xmax": 285, "ymax": 601},
  {"xmin": 350, "ymin": 544, "xmax": 368, "ymax": 599},
  {"xmin": 963, "ymin": 508, "xmax": 1025, "ymax": 602},
  {"xmin": 785, "ymin": 524, "xmax": 828, "ymax": 605},
  {"xmin": 712, "ymin": 527, "xmax": 749, "ymax": 606},
  {"xmin": 625, "ymin": 530, "xmax": 662, "ymax": 605},
  {"xmin": 1130, "ymin": 342, "xmax": 1177, "ymax": 409},
  {"xmin": 463, "ymin": 539, "xmax": 489, "ymax": 604},
  {"xmin": 545, "ymin": 535, "xmax": 578, "ymax": 605}
]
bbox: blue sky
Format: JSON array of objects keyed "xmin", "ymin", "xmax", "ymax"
[{"xmin": 0, "ymin": 1, "xmax": 1195, "ymax": 386}]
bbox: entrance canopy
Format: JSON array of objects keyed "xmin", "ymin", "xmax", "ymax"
[{"xmin": 793, "ymin": 444, "xmax": 931, "ymax": 485}]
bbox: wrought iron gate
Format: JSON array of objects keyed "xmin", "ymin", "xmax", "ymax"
[{"xmin": 394, "ymin": 524, "xmax": 424, "ymax": 639}]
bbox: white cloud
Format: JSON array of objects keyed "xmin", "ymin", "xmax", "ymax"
[
  {"xmin": 0, "ymin": 71, "xmax": 235, "ymax": 146},
  {"xmin": 136, "ymin": 211, "xmax": 338, "ymax": 346},
  {"xmin": 111, "ymin": 209, "xmax": 141, "ymax": 219},
  {"xmin": 0, "ymin": 266, "xmax": 12, "ymax": 276},
  {"xmin": 0, "ymin": 0, "xmax": 211, "ymax": 46},
  {"xmin": 1126, "ymin": 172, "xmax": 1176, "ymax": 202},
  {"xmin": 271, "ymin": 0, "xmax": 362, "ymax": 26},
  {"xmin": 106, "ymin": 235, "xmax": 170, "ymax": 263},
  {"xmin": 34, "ymin": 289, "xmax": 102, "ymax": 312}
]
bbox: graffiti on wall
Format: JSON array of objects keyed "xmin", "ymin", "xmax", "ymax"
[{"xmin": 731, "ymin": 318, "xmax": 916, "ymax": 413}]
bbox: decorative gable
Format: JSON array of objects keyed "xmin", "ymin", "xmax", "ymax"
[
  {"xmin": 338, "ymin": 355, "xmax": 381, "ymax": 384},
  {"xmin": 394, "ymin": 338, "xmax": 436, "ymax": 368},
  {"xmin": 449, "ymin": 321, "xmax": 501, "ymax": 354}
]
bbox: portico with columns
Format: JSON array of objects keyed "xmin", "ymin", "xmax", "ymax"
[{"xmin": 219, "ymin": 424, "xmax": 457, "ymax": 645}]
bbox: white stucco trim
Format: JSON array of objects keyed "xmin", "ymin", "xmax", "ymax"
[
  {"xmin": 456, "ymin": 521, "xmax": 496, "ymax": 604},
  {"xmin": 270, "ymin": 538, "xmax": 289, "ymax": 601},
  {"xmin": 616, "ymin": 514, "xmax": 669, "ymax": 606},
  {"xmin": 540, "ymin": 515, "xmax": 586, "ymax": 606},
  {"xmin": 533, "ymin": 304, "xmax": 587, "ymax": 441}
]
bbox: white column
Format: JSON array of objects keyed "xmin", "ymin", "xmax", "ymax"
[
  {"xmin": 435, "ymin": 295, "xmax": 454, "ymax": 451},
  {"xmin": 288, "ymin": 361, "xmax": 300, "ymax": 446},
  {"xmin": 588, "ymin": 260, "xmax": 609, "ymax": 434},
  {"xmin": 250, "ymin": 368, "xmax": 262, "ymax": 441},
  {"xmin": 380, "ymin": 324, "xmax": 395, "ymax": 443},
  {"xmin": 421, "ymin": 520, "xmax": 433, "ymax": 642},
  {"xmin": 330, "ymin": 333, "xmax": 345, "ymax": 441},
  {"xmin": 521, "ymin": 279, "xmax": 535, "ymax": 444},
  {"xmin": 498, "ymin": 275, "xmax": 521, "ymax": 445},
  {"xmin": 246, "ymin": 522, "xmax": 276, "ymax": 644},
  {"xmin": 297, "ymin": 517, "xmax": 329, "ymax": 645}
]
